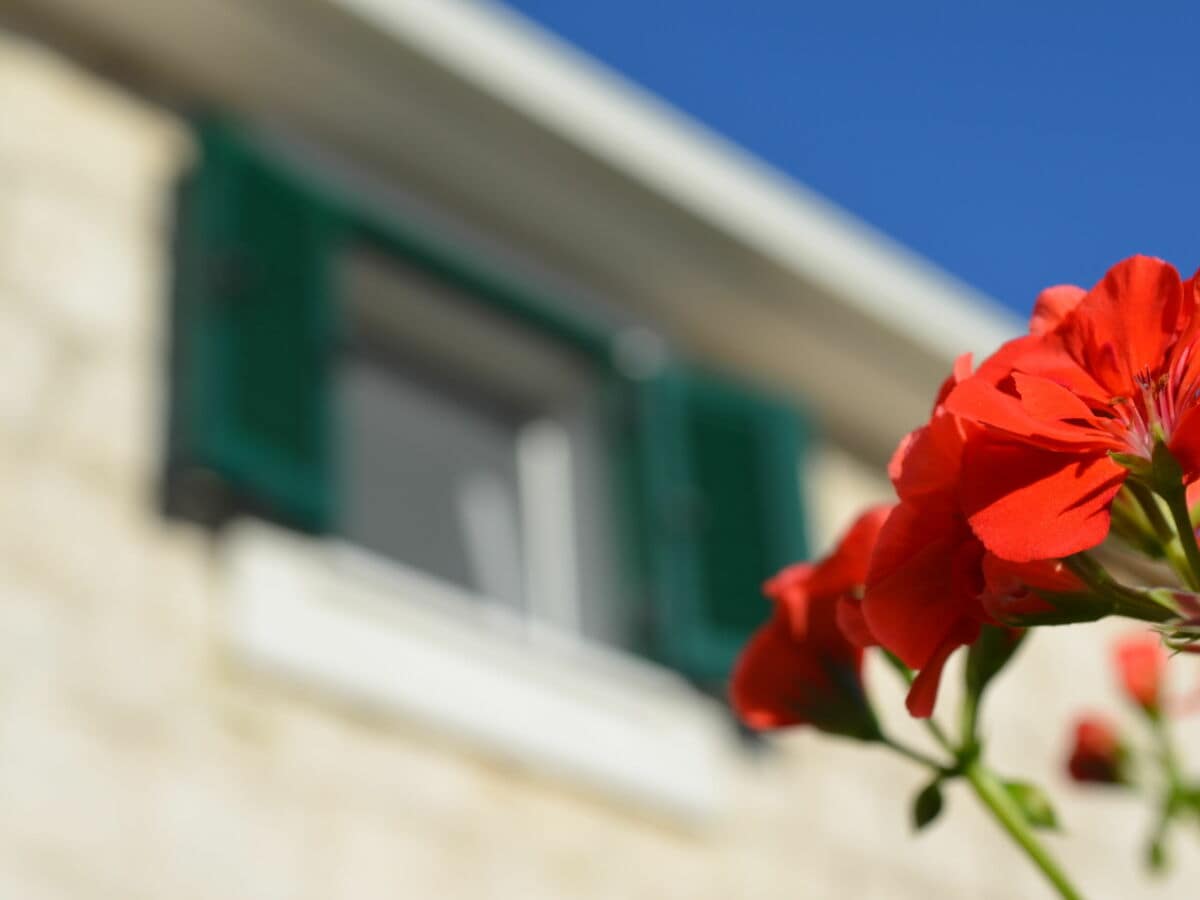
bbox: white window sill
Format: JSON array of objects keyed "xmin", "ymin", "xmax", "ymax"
[{"xmin": 219, "ymin": 520, "xmax": 735, "ymax": 823}]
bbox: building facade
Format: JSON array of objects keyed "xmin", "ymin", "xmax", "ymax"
[{"xmin": 0, "ymin": 2, "xmax": 1197, "ymax": 897}]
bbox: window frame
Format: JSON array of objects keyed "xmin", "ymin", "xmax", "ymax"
[{"xmin": 166, "ymin": 116, "xmax": 812, "ymax": 687}]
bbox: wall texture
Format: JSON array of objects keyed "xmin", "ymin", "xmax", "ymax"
[{"xmin": 0, "ymin": 29, "xmax": 1198, "ymax": 900}]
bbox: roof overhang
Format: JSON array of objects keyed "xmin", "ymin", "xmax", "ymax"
[{"xmin": 6, "ymin": 0, "xmax": 1020, "ymax": 461}]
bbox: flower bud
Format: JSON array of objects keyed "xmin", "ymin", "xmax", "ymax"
[
  {"xmin": 1066, "ymin": 716, "xmax": 1126, "ymax": 785},
  {"xmin": 1114, "ymin": 632, "xmax": 1167, "ymax": 714}
]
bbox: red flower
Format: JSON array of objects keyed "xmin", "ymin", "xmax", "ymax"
[
  {"xmin": 1115, "ymin": 632, "xmax": 1168, "ymax": 714},
  {"xmin": 863, "ymin": 341, "xmax": 1094, "ymax": 716},
  {"xmin": 1066, "ymin": 715, "xmax": 1126, "ymax": 784},
  {"xmin": 864, "ymin": 357, "xmax": 990, "ymax": 718},
  {"xmin": 946, "ymin": 256, "xmax": 1200, "ymax": 562},
  {"xmin": 731, "ymin": 506, "xmax": 890, "ymax": 738}
]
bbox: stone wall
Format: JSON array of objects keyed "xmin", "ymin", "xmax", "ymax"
[{"xmin": 0, "ymin": 29, "xmax": 1197, "ymax": 899}]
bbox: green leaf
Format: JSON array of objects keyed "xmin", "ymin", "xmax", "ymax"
[
  {"xmin": 965, "ymin": 625, "xmax": 1026, "ymax": 699},
  {"xmin": 912, "ymin": 780, "xmax": 944, "ymax": 831},
  {"xmin": 1004, "ymin": 780, "xmax": 1059, "ymax": 831}
]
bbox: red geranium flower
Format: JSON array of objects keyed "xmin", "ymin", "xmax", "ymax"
[
  {"xmin": 731, "ymin": 506, "xmax": 890, "ymax": 739},
  {"xmin": 864, "ymin": 341, "xmax": 1090, "ymax": 717},
  {"xmin": 1066, "ymin": 715, "xmax": 1126, "ymax": 785},
  {"xmin": 946, "ymin": 256, "xmax": 1200, "ymax": 562},
  {"xmin": 1114, "ymin": 632, "xmax": 1168, "ymax": 714},
  {"xmin": 863, "ymin": 356, "xmax": 991, "ymax": 718}
]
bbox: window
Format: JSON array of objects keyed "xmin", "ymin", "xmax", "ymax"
[
  {"xmin": 166, "ymin": 119, "xmax": 811, "ymax": 686},
  {"xmin": 336, "ymin": 247, "xmax": 628, "ymax": 644}
]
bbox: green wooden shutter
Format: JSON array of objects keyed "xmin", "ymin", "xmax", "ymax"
[
  {"xmin": 166, "ymin": 124, "xmax": 339, "ymax": 532},
  {"xmin": 626, "ymin": 365, "xmax": 810, "ymax": 685}
]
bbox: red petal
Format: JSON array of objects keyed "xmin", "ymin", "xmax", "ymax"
[
  {"xmin": 905, "ymin": 622, "xmax": 978, "ymax": 718},
  {"xmin": 975, "ymin": 335, "xmax": 1043, "ymax": 383},
  {"xmin": 960, "ymin": 441, "xmax": 1126, "ymax": 562},
  {"xmin": 730, "ymin": 612, "xmax": 868, "ymax": 733},
  {"xmin": 808, "ymin": 505, "xmax": 892, "ymax": 595},
  {"xmin": 1167, "ymin": 271, "xmax": 1200, "ymax": 391},
  {"xmin": 976, "ymin": 333, "xmax": 1110, "ymax": 407},
  {"xmin": 946, "ymin": 377, "xmax": 1117, "ymax": 451},
  {"xmin": 835, "ymin": 596, "xmax": 876, "ymax": 648},
  {"xmin": 1030, "ymin": 285, "xmax": 1086, "ymax": 336},
  {"xmin": 763, "ymin": 563, "xmax": 822, "ymax": 644},
  {"xmin": 888, "ymin": 427, "xmax": 918, "ymax": 486},
  {"xmin": 863, "ymin": 500, "xmax": 982, "ymax": 667},
  {"xmin": 889, "ymin": 410, "xmax": 967, "ymax": 500},
  {"xmin": 763, "ymin": 563, "xmax": 816, "ymax": 603},
  {"xmin": 1010, "ymin": 343, "xmax": 1113, "ymax": 407},
  {"xmin": 1188, "ymin": 478, "xmax": 1200, "ymax": 509},
  {"xmin": 1169, "ymin": 402, "xmax": 1200, "ymax": 481},
  {"xmin": 1113, "ymin": 633, "xmax": 1166, "ymax": 712},
  {"xmin": 932, "ymin": 353, "xmax": 975, "ymax": 407},
  {"xmin": 1011, "ymin": 372, "xmax": 1103, "ymax": 424},
  {"xmin": 985, "ymin": 553, "xmax": 1083, "ymax": 594},
  {"xmin": 730, "ymin": 616, "xmax": 825, "ymax": 729},
  {"xmin": 1062, "ymin": 256, "xmax": 1184, "ymax": 395}
]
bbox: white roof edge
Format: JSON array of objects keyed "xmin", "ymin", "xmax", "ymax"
[{"xmin": 336, "ymin": 0, "xmax": 1023, "ymax": 363}]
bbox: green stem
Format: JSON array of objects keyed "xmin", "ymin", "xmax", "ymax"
[
  {"xmin": 1127, "ymin": 480, "xmax": 1176, "ymax": 547},
  {"xmin": 1126, "ymin": 480, "xmax": 1191, "ymax": 577},
  {"xmin": 960, "ymin": 688, "xmax": 981, "ymax": 756},
  {"xmin": 924, "ymin": 713, "xmax": 955, "ymax": 755},
  {"xmin": 881, "ymin": 735, "xmax": 952, "ymax": 774},
  {"xmin": 964, "ymin": 760, "xmax": 1085, "ymax": 900},
  {"xmin": 1151, "ymin": 712, "xmax": 1186, "ymax": 791},
  {"xmin": 1064, "ymin": 555, "xmax": 1176, "ymax": 623},
  {"xmin": 882, "ymin": 649, "xmax": 912, "ymax": 683},
  {"xmin": 1152, "ymin": 710, "xmax": 1188, "ymax": 824},
  {"xmin": 1144, "ymin": 713, "xmax": 1184, "ymax": 872},
  {"xmin": 1160, "ymin": 482, "xmax": 1200, "ymax": 591}
]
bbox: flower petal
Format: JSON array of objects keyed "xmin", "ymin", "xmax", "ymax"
[
  {"xmin": 863, "ymin": 500, "xmax": 982, "ymax": 668},
  {"xmin": 730, "ymin": 612, "xmax": 874, "ymax": 736},
  {"xmin": 1114, "ymin": 632, "xmax": 1166, "ymax": 713},
  {"xmin": 905, "ymin": 623, "xmax": 977, "ymax": 718},
  {"xmin": 1169, "ymin": 401, "xmax": 1200, "ymax": 482},
  {"xmin": 1030, "ymin": 284, "xmax": 1085, "ymax": 336},
  {"xmin": 835, "ymin": 595, "xmax": 876, "ymax": 648},
  {"xmin": 807, "ymin": 505, "xmax": 892, "ymax": 596},
  {"xmin": 1011, "ymin": 372, "xmax": 1103, "ymax": 424},
  {"xmin": 946, "ymin": 377, "xmax": 1117, "ymax": 451},
  {"xmin": 730, "ymin": 615, "xmax": 824, "ymax": 729},
  {"xmin": 889, "ymin": 410, "xmax": 967, "ymax": 500},
  {"xmin": 1008, "ymin": 342, "xmax": 1112, "ymax": 407},
  {"xmin": 960, "ymin": 440, "xmax": 1126, "ymax": 562},
  {"xmin": 1062, "ymin": 256, "xmax": 1184, "ymax": 394}
]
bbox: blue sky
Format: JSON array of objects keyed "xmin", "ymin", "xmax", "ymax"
[{"xmin": 498, "ymin": 1, "xmax": 1199, "ymax": 318}]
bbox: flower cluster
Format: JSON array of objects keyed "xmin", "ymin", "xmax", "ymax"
[
  {"xmin": 734, "ymin": 255, "xmax": 1199, "ymax": 730},
  {"xmin": 728, "ymin": 255, "xmax": 1200, "ymax": 894},
  {"xmin": 1063, "ymin": 634, "xmax": 1200, "ymax": 873},
  {"xmin": 1064, "ymin": 634, "xmax": 1168, "ymax": 788}
]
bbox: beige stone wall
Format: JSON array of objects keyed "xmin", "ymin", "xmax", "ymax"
[{"xmin": 2, "ymin": 29, "xmax": 1200, "ymax": 900}]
